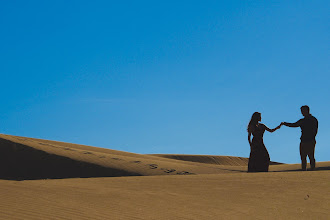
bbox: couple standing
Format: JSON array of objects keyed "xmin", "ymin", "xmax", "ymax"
[{"xmin": 247, "ymin": 105, "xmax": 318, "ymax": 172}]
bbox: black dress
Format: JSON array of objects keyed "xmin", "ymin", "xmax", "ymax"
[{"xmin": 248, "ymin": 124, "xmax": 270, "ymax": 172}]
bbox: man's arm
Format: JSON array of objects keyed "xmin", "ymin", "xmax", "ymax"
[{"xmin": 281, "ymin": 119, "xmax": 302, "ymax": 128}]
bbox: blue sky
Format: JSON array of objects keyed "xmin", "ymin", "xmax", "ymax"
[{"xmin": 0, "ymin": 1, "xmax": 329, "ymax": 163}]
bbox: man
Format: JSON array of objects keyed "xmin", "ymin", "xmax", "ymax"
[{"xmin": 281, "ymin": 105, "xmax": 318, "ymax": 171}]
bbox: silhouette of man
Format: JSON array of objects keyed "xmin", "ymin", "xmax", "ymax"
[{"xmin": 281, "ymin": 105, "xmax": 318, "ymax": 171}]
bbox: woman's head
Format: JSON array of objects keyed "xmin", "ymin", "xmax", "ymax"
[
  {"xmin": 251, "ymin": 112, "xmax": 261, "ymax": 122},
  {"xmin": 247, "ymin": 112, "xmax": 261, "ymax": 132}
]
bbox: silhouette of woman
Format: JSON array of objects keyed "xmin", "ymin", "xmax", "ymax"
[{"xmin": 247, "ymin": 112, "xmax": 281, "ymax": 172}]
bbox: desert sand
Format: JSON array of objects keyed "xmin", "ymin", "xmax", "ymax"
[{"xmin": 0, "ymin": 134, "xmax": 329, "ymax": 219}]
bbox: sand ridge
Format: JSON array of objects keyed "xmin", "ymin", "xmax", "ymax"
[
  {"xmin": 0, "ymin": 134, "xmax": 251, "ymax": 180},
  {"xmin": 152, "ymin": 154, "xmax": 283, "ymax": 166},
  {"xmin": 0, "ymin": 134, "xmax": 328, "ymax": 180}
]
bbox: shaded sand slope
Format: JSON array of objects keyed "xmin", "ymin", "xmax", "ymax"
[
  {"xmin": 152, "ymin": 154, "xmax": 282, "ymax": 166},
  {"xmin": 0, "ymin": 170, "xmax": 329, "ymax": 219},
  {"xmin": 0, "ymin": 134, "xmax": 252, "ymax": 180}
]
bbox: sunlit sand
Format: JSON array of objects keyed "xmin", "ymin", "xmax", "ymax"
[{"xmin": 0, "ymin": 134, "xmax": 329, "ymax": 219}]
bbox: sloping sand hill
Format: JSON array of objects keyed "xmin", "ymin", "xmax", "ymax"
[
  {"xmin": 0, "ymin": 134, "xmax": 250, "ymax": 180},
  {"xmin": 152, "ymin": 154, "xmax": 282, "ymax": 166},
  {"xmin": 0, "ymin": 134, "xmax": 329, "ymax": 219}
]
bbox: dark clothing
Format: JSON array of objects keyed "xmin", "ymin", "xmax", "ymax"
[
  {"xmin": 284, "ymin": 114, "xmax": 318, "ymax": 142},
  {"xmin": 300, "ymin": 141, "xmax": 316, "ymax": 170},
  {"xmin": 284, "ymin": 114, "xmax": 318, "ymax": 170},
  {"xmin": 248, "ymin": 124, "xmax": 270, "ymax": 172}
]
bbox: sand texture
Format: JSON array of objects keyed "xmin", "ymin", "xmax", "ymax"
[
  {"xmin": 0, "ymin": 134, "xmax": 329, "ymax": 219},
  {"xmin": 152, "ymin": 154, "xmax": 283, "ymax": 165}
]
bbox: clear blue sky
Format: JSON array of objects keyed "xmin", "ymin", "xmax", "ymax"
[{"xmin": 1, "ymin": 1, "xmax": 329, "ymax": 163}]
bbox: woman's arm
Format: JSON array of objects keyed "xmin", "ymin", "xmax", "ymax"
[{"xmin": 263, "ymin": 124, "xmax": 281, "ymax": 133}]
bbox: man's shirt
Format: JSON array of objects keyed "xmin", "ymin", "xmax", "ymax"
[{"xmin": 284, "ymin": 114, "xmax": 318, "ymax": 142}]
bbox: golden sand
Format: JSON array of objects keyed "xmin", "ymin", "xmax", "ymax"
[{"xmin": 0, "ymin": 134, "xmax": 329, "ymax": 219}]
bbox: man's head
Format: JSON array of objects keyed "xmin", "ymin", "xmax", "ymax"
[{"xmin": 301, "ymin": 105, "xmax": 310, "ymax": 117}]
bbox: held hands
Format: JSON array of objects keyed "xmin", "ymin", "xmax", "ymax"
[{"xmin": 276, "ymin": 122, "xmax": 287, "ymax": 130}]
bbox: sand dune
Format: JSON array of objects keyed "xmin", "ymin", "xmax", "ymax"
[
  {"xmin": 0, "ymin": 134, "xmax": 329, "ymax": 219},
  {"xmin": 152, "ymin": 154, "xmax": 283, "ymax": 166},
  {"xmin": 0, "ymin": 134, "xmax": 251, "ymax": 180}
]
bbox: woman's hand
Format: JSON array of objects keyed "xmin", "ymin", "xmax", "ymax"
[{"xmin": 275, "ymin": 124, "xmax": 282, "ymax": 130}]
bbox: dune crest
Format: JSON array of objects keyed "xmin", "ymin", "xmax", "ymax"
[
  {"xmin": 152, "ymin": 154, "xmax": 283, "ymax": 166},
  {"xmin": 0, "ymin": 134, "xmax": 247, "ymax": 180},
  {"xmin": 0, "ymin": 134, "xmax": 328, "ymax": 181}
]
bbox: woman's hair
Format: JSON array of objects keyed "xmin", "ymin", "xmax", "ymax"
[{"xmin": 247, "ymin": 112, "xmax": 261, "ymax": 132}]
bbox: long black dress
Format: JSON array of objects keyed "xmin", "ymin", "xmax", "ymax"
[{"xmin": 248, "ymin": 124, "xmax": 270, "ymax": 172}]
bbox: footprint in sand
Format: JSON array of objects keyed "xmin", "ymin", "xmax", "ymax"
[
  {"xmin": 111, "ymin": 157, "xmax": 123, "ymax": 161},
  {"xmin": 161, "ymin": 168, "xmax": 176, "ymax": 173},
  {"xmin": 131, "ymin": 161, "xmax": 141, "ymax": 163},
  {"xmin": 176, "ymin": 171, "xmax": 194, "ymax": 175},
  {"xmin": 147, "ymin": 164, "xmax": 158, "ymax": 169},
  {"xmin": 83, "ymin": 151, "xmax": 93, "ymax": 155}
]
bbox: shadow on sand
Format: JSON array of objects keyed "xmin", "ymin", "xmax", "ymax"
[
  {"xmin": 270, "ymin": 166, "xmax": 330, "ymax": 173},
  {"xmin": 217, "ymin": 165, "xmax": 330, "ymax": 173},
  {"xmin": 0, "ymin": 138, "xmax": 141, "ymax": 181}
]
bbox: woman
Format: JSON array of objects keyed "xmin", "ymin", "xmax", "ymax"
[{"xmin": 247, "ymin": 112, "xmax": 281, "ymax": 172}]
